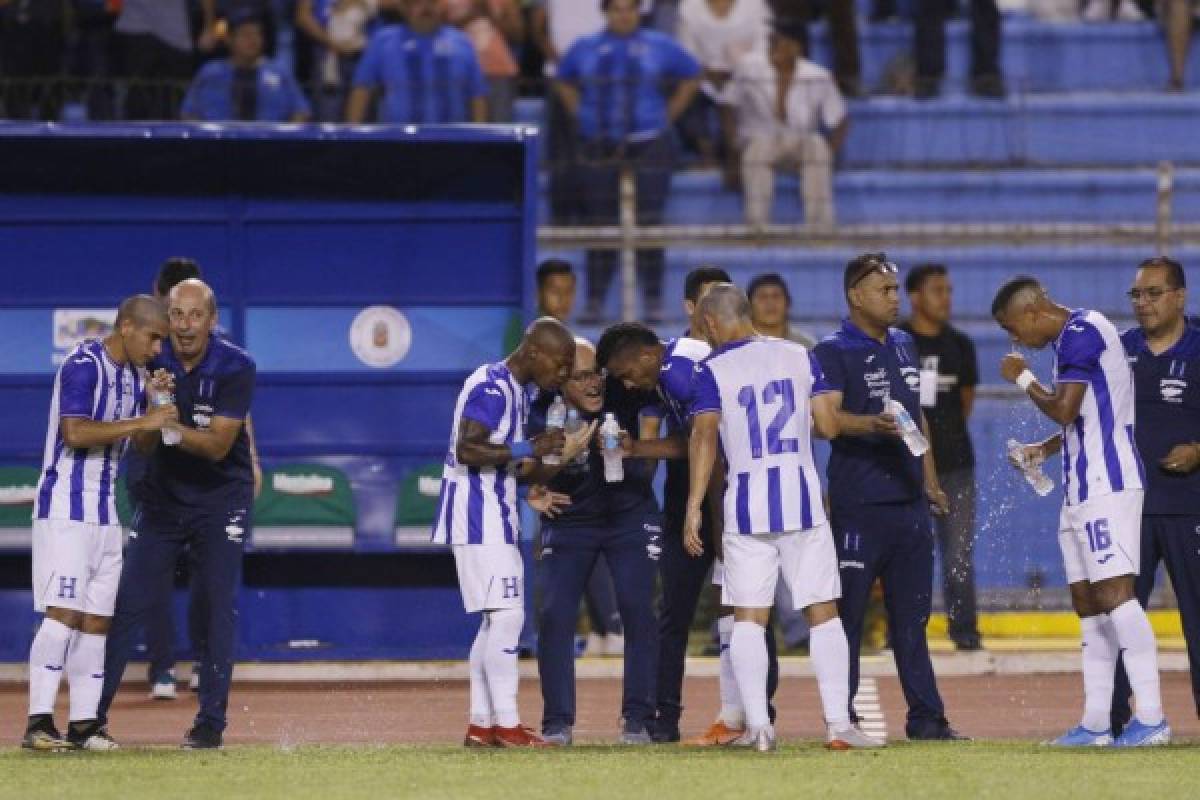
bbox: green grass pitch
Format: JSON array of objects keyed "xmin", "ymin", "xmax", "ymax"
[{"xmin": 2, "ymin": 742, "xmax": 1197, "ymax": 799}]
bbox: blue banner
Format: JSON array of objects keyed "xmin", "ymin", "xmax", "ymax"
[{"xmin": 245, "ymin": 307, "xmax": 516, "ymax": 373}]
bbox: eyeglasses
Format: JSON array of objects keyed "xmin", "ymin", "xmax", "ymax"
[
  {"xmin": 1127, "ymin": 286, "xmax": 1179, "ymax": 302},
  {"xmin": 848, "ymin": 258, "xmax": 899, "ymax": 290}
]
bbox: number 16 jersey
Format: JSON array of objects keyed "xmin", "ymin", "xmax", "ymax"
[{"xmin": 691, "ymin": 336, "xmax": 832, "ymax": 536}]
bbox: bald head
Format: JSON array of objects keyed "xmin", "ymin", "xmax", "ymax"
[
  {"xmin": 169, "ymin": 278, "xmax": 216, "ymax": 315},
  {"xmin": 525, "ymin": 316, "xmax": 575, "ymax": 358},
  {"xmin": 116, "ymin": 294, "xmax": 168, "ymax": 328}
]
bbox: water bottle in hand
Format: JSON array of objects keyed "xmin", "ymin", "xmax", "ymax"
[
  {"xmin": 543, "ymin": 395, "xmax": 567, "ymax": 465},
  {"xmin": 600, "ymin": 412, "xmax": 624, "ymax": 483},
  {"xmin": 1007, "ymin": 438, "xmax": 1054, "ymax": 496},
  {"xmin": 565, "ymin": 408, "xmax": 587, "ymax": 466},
  {"xmin": 151, "ymin": 390, "xmax": 182, "ymax": 446},
  {"xmin": 884, "ymin": 396, "xmax": 929, "ymax": 457}
]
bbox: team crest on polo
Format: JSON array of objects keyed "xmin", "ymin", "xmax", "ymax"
[
  {"xmin": 1160, "ymin": 378, "xmax": 1186, "ymax": 404},
  {"xmin": 349, "ymin": 305, "xmax": 412, "ymax": 368}
]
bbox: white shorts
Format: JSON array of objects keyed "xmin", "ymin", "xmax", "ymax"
[
  {"xmin": 452, "ymin": 543, "xmax": 524, "ymax": 614},
  {"xmin": 31, "ymin": 518, "xmax": 123, "ymax": 616},
  {"xmin": 720, "ymin": 523, "xmax": 841, "ymax": 610},
  {"xmin": 1058, "ymin": 490, "xmax": 1144, "ymax": 585}
]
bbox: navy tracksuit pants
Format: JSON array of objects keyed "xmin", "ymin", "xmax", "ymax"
[
  {"xmin": 1112, "ymin": 514, "xmax": 1200, "ymax": 728},
  {"xmin": 99, "ymin": 503, "xmax": 247, "ymax": 733},
  {"xmin": 145, "ymin": 546, "xmax": 207, "ymax": 681},
  {"xmin": 538, "ymin": 508, "xmax": 661, "ymax": 732},
  {"xmin": 833, "ymin": 499, "xmax": 947, "ymax": 735}
]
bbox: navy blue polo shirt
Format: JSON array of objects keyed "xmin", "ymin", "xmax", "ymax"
[
  {"xmin": 528, "ymin": 381, "xmax": 657, "ymax": 528},
  {"xmin": 1122, "ymin": 324, "xmax": 1200, "ymax": 515},
  {"xmin": 814, "ymin": 319, "xmax": 924, "ymax": 509},
  {"xmin": 139, "ymin": 334, "xmax": 256, "ymax": 513}
]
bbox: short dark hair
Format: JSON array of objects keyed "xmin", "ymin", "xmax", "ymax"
[
  {"xmin": 991, "ymin": 275, "xmax": 1042, "ymax": 317},
  {"xmin": 1138, "ymin": 256, "xmax": 1186, "ymax": 289},
  {"xmin": 595, "ymin": 322, "xmax": 659, "ymax": 369},
  {"xmin": 746, "ymin": 273, "xmax": 792, "ymax": 306},
  {"xmin": 536, "ymin": 258, "xmax": 575, "ymax": 289},
  {"xmin": 685, "ymin": 266, "xmax": 733, "ymax": 302},
  {"xmin": 843, "ymin": 252, "xmax": 898, "ymax": 294},
  {"xmin": 155, "ymin": 257, "xmax": 202, "ymax": 297},
  {"xmin": 905, "ymin": 263, "xmax": 948, "ymax": 294}
]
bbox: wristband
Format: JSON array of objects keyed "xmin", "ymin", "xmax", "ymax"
[
  {"xmin": 510, "ymin": 441, "xmax": 533, "ymax": 460},
  {"xmin": 1015, "ymin": 370, "xmax": 1036, "ymax": 392}
]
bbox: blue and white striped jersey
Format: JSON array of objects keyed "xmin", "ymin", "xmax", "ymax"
[
  {"xmin": 1054, "ymin": 309, "xmax": 1145, "ymax": 506},
  {"xmin": 35, "ymin": 339, "xmax": 146, "ymax": 525},
  {"xmin": 692, "ymin": 336, "xmax": 831, "ymax": 535},
  {"xmin": 431, "ymin": 361, "xmax": 529, "ymax": 546},
  {"xmin": 646, "ymin": 335, "xmax": 711, "ymax": 433}
]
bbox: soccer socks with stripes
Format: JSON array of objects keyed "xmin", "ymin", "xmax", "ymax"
[
  {"xmin": 809, "ymin": 617, "xmax": 852, "ymax": 731},
  {"xmin": 716, "ymin": 614, "xmax": 745, "ymax": 728},
  {"xmin": 468, "ymin": 618, "xmax": 494, "ymax": 728},
  {"xmin": 66, "ymin": 631, "xmax": 106, "ymax": 723},
  {"xmin": 730, "ymin": 620, "xmax": 770, "ymax": 731},
  {"xmin": 1079, "ymin": 614, "xmax": 1117, "ymax": 732},
  {"xmin": 28, "ymin": 618, "xmax": 73, "ymax": 716},
  {"xmin": 483, "ymin": 608, "xmax": 524, "ymax": 729},
  {"xmin": 1108, "ymin": 600, "xmax": 1165, "ymax": 726}
]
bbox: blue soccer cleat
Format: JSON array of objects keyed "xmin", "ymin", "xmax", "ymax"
[
  {"xmin": 1113, "ymin": 719, "xmax": 1170, "ymax": 747},
  {"xmin": 1046, "ymin": 725, "xmax": 1113, "ymax": 747}
]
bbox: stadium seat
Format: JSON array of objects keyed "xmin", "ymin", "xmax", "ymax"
[
  {"xmin": 0, "ymin": 466, "xmax": 38, "ymax": 550},
  {"xmin": 394, "ymin": 463, "xmax": 445, "ymax": 549},
  {"xmin": 252, "ymin": 464, "xmax": 357, "ymax": 550}
]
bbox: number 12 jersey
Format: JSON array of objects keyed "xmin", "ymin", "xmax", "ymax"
[{"xmin": 691, "ymin": 336, "xmax": 832, "ymax": 536}]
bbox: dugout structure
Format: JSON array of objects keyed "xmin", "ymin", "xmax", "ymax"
[{"xmin": 0, "ymin": 122, "xmax": 540, "ymax": 660}]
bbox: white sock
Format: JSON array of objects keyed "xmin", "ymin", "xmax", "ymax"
[
  {"xmin": 1079, "ymin": 614, "xmax": 1117, "ymax": 732},
  {"xmin": 28, "ymin": 618, "xmax": 73, "ymax": 716},
  {"xmin": 716, "ymin": 614, "xmax": 744, "ymax": 728},
  {"xmin": 809, "ymin": 617, "xmax": 852, "ymax": 730},
  {"xmin": 730, "ymin": 620, "xmax": 770, "ymax": 731},
  {"xmin": 1108, "ymin": 600, "xmax": 1164, "ymax": 726},
  {"xmin": 67, "ymin": 631, "xmax": 107, "ymax": 722},
  {"xmin": 468, "ymin": 619, "xmax": 494, "ymax": 728},
  {"xmin": 483, "ymin": 608, "xmax": 524, "ymax": 729}
]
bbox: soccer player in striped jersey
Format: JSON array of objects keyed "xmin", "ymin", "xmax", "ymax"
[
  {"xmin": 432, "ymin": 317, "xmax": 594, "ymax": 748},
  {"xmin": 24, "ymin": 296, "xmax": 178, "ymax": 751},
  {"xmin": 996, "ymin": 276, "xmax": 1168, "ymax": 747},
  {"xmin": 684, "ymin": 284, "xmax": 884, "ymax": 752}
]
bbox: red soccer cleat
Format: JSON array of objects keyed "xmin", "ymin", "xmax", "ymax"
[
  {"xmin": 492, "ymin": 724, "xmax": 552, "ymax": 748},
  {"xmin": 463, "ymin": 724, "xmax": 497, "ymax": 747}
]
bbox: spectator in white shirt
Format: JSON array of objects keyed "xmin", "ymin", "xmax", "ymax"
[
  {"xmin": 725, "ymin": 20, "xmax": 847, "ymax": 230},
  {"xmin": 676, "ymin": 0, "xmax": 769, "ymax": 167}
]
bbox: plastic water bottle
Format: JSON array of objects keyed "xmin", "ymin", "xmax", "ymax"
[
  {"xmin": 565, "ymin": 408, "xmax": 587, "ymax": 466},
  {"xmin": 151, "ymin": 390, "xmax": 182, "ymax": 446},
  {"xmin": 543, "ymin": 395, "xmax": 567, "ymax": 465},
  {"xmin": 1007, "ymin": 438, "xmax": 1054, "ymax": 496},
  {"xmin": 884, "ymin": 395, "xmax": 929, "ymax": 457},
  {"xmin": 600, "ymin": 413, "xmax": 624, "ymax": 483}
]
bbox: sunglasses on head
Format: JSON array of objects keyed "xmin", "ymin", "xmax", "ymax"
[{"xmin": 848, "ymin": 258, "xmax": 899, "ymax": 290}]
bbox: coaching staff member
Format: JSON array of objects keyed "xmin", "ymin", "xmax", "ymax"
[
  {"xmin": 1112, "ymin": 256, "xmax": 1200, "ymax": 734},
  {"xmin": 98, "ymin": 279, "xmax": 256, "ymax": 749},
  {"xmin": 813, "ymin": 253, "xmax": 965, "ymax": 741}
]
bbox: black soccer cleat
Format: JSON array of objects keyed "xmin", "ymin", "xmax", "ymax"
[
  {"xmin": 181, "ymin": 723, "xmax": 223, "ymax": 750},
  {"xmin": 22, "ymin": 714, "xmax": 71, "ymax": 752},
  {"xmin": 67, "ymin": 719, "xmax": 119, "ymax": 751}
]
